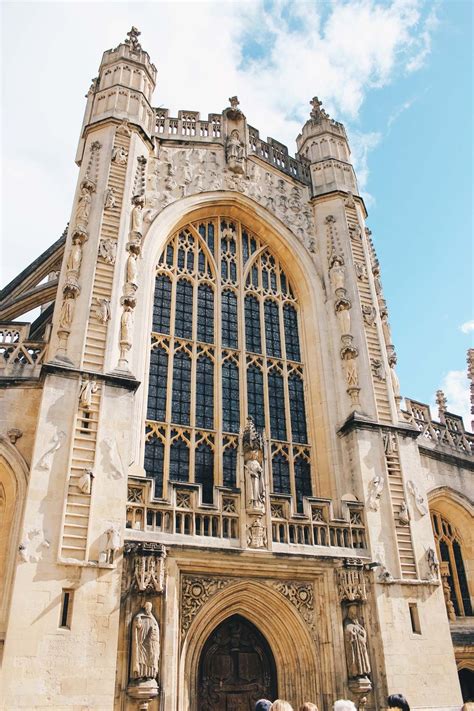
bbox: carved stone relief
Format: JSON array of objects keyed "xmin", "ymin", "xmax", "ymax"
[
  {"xmin": 337, "ymin": 567, "xmax": 367, "ymax": 603},
  {"xmin": 407, "ymin": 480, "xmax": 428, "ymax": 516},
  {"xmin": 367, "ymin": 475, "xmax": 384, "ymax": 512},
  {"xmin": 103, "ymin": 524, "xmax": 120, "ymax": 565},
  {"xmin": 98, "ymin": 238, "xmax": 117, "ymax": 264},
  {"xmin": 362, "ymin": 305, "xmax": 376, "ymax": 327},
  {"xmin": 79, "ymin": 376, "xmax": 98, "ymax": 409},
  {"xmin": 343, "ymin": 604, "xmax": 371, "ymax": 684},
  {"xmin": 124, "ymin": 541, "xmax": 167, "ymax": 594},
  {"xmin": 426, "ymin": 547, "xmax": 439, "ymax": 581},
  {"xmin": 181, "ymin": 576, "xmax": 233, "ymax": 637},
  {"xmin": 130, "ymin": 601, "xmax": 160, "ymax": 680},
  {"xmin": 242, "ymin": 417, "xmax": 265, "ymax": 510},
  {"xmin": 272, "ymin": 581, "xmax": 316, "ymax": 637},
  {"xmin": 37, "ymin": 430, "xmax": 66, "ymax": 471},
  {"xmin": 94, "ymin": 297, "xmax": 111, "ymax": 324}
]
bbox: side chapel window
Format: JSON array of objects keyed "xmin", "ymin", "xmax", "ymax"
[
  {"xmin": 145, "ymin": 217, "xmax": 313, "ymax": 512},
  {"xmin": 431, "ymin": 511, "xmax": 472, "ymax": 617}
]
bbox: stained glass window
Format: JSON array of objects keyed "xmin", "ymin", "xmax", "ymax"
[
  {"xmin": 175, "ymin": 279, "xmax": 193, "ymax": 339},
  {"xmin": 152, "ymin": 275, "xmax": 171, "ymax": 334},
  {"xmin": 222, "ymin": 360, "xmax": 240, "ymax": 433},
  {"xmin": 171, "ymin": 351, "xmax": 191, "ymax": 425},
  {"xmin": 146, "ymin": 217, "xmax": 313, "ymax": 513},
  {"xmin": 197, "ymin": 285, "xmax": 214, "ymax": 343},
  {"xmin": 432, "ymin": 511, "xmax": 473, "ymax": 617},
  {"xmin": 195, "ymin": 355, "xmax": 214, "ymax": 430}
]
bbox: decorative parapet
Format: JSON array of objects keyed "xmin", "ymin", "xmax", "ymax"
[
  {"xmin": 403, "ymin": 398, "xmax": 473, "ymax": 456},
  {"xmin": 126, "ymin": 478, "xmax": 367, "ymax": 555},
  {"xmin": 247, "ymin": 126, "xmax": 311, "ymax": 184},
  {"xmin": 0, "ymin": 323, "xmax": 47, "ymax": 379}
]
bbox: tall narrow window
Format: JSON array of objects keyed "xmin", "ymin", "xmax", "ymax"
[
  {"xmin": 146, "ymin": 217, "xmax": 313, "ymax": 513},
  {"xmin": 59, "ymin": 589, "xmax": 74, "ymax": 629},
  {"xmin": 431, "ymin": 511, "xmax": 473, "ymax": 617}
]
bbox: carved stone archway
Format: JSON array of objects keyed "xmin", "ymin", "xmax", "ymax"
[{"xmin": 179, "ymin": 579, "xmax": 320, "ymax": 710}]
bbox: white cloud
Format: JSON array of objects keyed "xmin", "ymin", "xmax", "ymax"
[
  {"xmin": 460, "ymin": 320, "xmax": 474, "ymax": 334},
  {"xmin": 431, "ymin": 370, "xmax": 472, "ymax": 431},
  {"xmin": 1, "ymin": 0, "xmax": 439, "ymax": 285}
]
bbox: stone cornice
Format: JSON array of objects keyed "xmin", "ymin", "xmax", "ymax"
[
  {"xmin": 337, "ymin": 411, "xmax": 420, "ymax": 439},
  {"xmin": 418, "ymin": 443, "xmax": 474, "ymax": 471},
  {"xmin": 310, "ymin": 189, "xmax": 368, "ymax": 217},
  {"xmin": 42, "ymin": 361, "xmax": 141, "ymax": 391}
]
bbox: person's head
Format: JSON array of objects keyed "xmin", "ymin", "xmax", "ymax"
[
  {"xmin": 461, "ymin": 703, "xmax": 474, "ymax": 711},
  {"xmin": 387, "ymin": 694, "xmax": 410, "ymax": 711},
  {"xmin": 334, "ymin": 700, "xmax": 357, "ymax": 711},
  {"xmin": 300, "ymin": 704, "xmax": 318, "ymax": 711},
  {"xmin": 255, "ymin": 701, "xmax": 272, "ymax": 711},
  {"xmin": 271, "ymin": 701, "xmax": 294, "ymax": 711}
]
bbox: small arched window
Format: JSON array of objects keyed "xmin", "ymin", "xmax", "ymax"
[
  {"xmin": 431, "ymin": 510, "xmax": 472, "ymax": 616},
  {"xmin": 145, "ymin": 218, "xmax": 313, "ymax": 510}
]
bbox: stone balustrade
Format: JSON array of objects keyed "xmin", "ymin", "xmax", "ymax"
[
  {"xmin": 0, "ymin": 323, "xmax": 47, "ymax": 378},
  {"xmin": 403, "ymin": 398, "xmax": 473, "ymax": 455}
]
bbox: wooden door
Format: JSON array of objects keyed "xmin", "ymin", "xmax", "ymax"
[{"xmin": 198, "ymin": 614, "xmax": 277, "ymax": 710}]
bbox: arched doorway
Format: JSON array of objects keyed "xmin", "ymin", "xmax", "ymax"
[{"xmin": 197, "ymin": 614, "xmax": 277, "ymax": 710}]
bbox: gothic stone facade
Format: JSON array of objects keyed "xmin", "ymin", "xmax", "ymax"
[{"xmin": 0, "ymin": 28, "xmax": 472, "ymax": 711}]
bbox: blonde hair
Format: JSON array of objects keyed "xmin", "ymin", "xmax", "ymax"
[
  {"xmin": 271, "ymin": 702, "xmax": 294, "ymax": 711},
  {"xmin": 300, "ymin": 704, "xmax": 318, "ymax": 711}
]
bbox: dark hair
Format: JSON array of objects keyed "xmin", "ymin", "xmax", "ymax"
[
  {"xmin": 387, "ymin": 694, "xmax": 410, "ymax": 711},
  {"xmin": 255, "ymin": 701, "xmax": 272, "ymax": 711}
]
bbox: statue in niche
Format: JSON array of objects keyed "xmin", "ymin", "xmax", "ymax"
[
  {"xmin": 243, "ymin": 417, "xmax": 265, "ymax": 509},
  {"xmin": 226, "ymin": 129, "xmax": 245, "ymax": 174},
  {"xmin": 112, "ymin": 145, "xmax": 128, "ymax": 165},
  {"xmin": 66, "ymin": 237, "xmax": 83, "ymax": 276},
  {"xmin": 343, "ymin": 605, "xmax": 371, "ymax": 679},
  {"xmin": 130, "ymin": 196, "xmax": 144, "ymax": 235},
  {"xmin": 130, "ymin": 602, "xmax": 160, "ymax": 680},
  {"xmin": 75, "ymin": 185, "xmax": 92, "ymax": 227},
  {"xmin": 59, "ymin": 295, "xmax": 75, "ymax": 330},
  {"xmin": 330, "ymin": 255, "xmax": 345, "ymax": 293},
  {"xmin": 335, "ymin": 299, "xmax": 351, "ymax": 336}
]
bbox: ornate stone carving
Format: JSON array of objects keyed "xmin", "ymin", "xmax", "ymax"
[
  {"xmin": 125, "ymin": 26, "xmax": 142, "ymax": 53},
  {"xmin": 95, "ymin": 297, "xmax": 111, "ymax": 324},
  {"xmin": 226, "ymin": 129, "xmax": 245, "ymax": 174},
  {"xmin": 335, "ymin": 296, "xmax": 352, "ymax": 336},
  {"xmin": 78, "ymin": 468, "xmax": 93, "ymax": 494},
  {"xmin": 75, "ymin": 183, "xmax": 93, "ymax": 229},
  {"xmin": 371, "ymin": 358, "xmax": 385, "ymax": 381},
  {"xmin": 37, "ymin": 430, "xmax": 66, "ymax": 471},
  {"xmin": 7, "ymin": 428, "xmax": 22, "ymax": 444},
  {"xmin": 242, "ymin": 417, "xmax": 265, "ymax": 510},
  {"xmin": 426, "ymin": 547, "xmax": 439, "ymax": 581},
  {"xmin": 118, "ymin": 301, "xmax": 134, "ymax": 370},
  {"xmin": 103, "ymin": 437, "xmax": 125, "ymax": 479},
  {"xmin": 362, "ymin": 304, "xmax": 376, "ymax": 327},
  {"xmin": 310, "ymin": 96, "xmax": 329, "ymax": 121},
  {"xmin": 436, "ymin": 389, "xmax": 448, "ymax": 419},
  {"xmin": 130, "ymin": 602, "xmax": 160, "ymax": 681},
  {"xmin": 407, "ymin": 480, "xmax": 428, "ymax": 516},
  {"xmin": 337, "ymin": 568, "xmax": 367, "ymax": 602},
  {"xmin": 440, "ymin": 561, "xmax": 456, "ymax": 621},
  {"xmin": 378, "ymin": 564, "xmax": 393, "ymax": 584},
  {"xmin": 98, "ymin": 238, "xmax": 117, "ymax": 264},
  {"xmin": 104, "ymin": 187, "xmax": 116, "ymax": 209},
  {"xmin": 104, "ymin": 525, "xmax": 120, "ymax": 564},
  {"xmin": 79, "ymin": 377, "xmax": 98, "ymax": 410},
  {"xmin": 273, "ymin": 581, "xmax": 316, "ymax": 635},
  {"xmin": 340, "ymin": 335, "xmax": 360, "ymax": 405},
  {"xmin": 367, "ymin": 475, "xmax": 384, "ymax": 512},
  {"xmin": 130, "ymin": 195, "xmax": 145, "ymax": 236},
  {"xmin": 343, "ymin": 605, "xmax": 371, "ymax": 682},
  {"xmin": 382, "ymin": 430, "xmax": 397, "ymax": 454},
  {"xmin": 181, "ymin": 576, "xmax": 232, "ymax": 636},
  {"xmin": 247, "ymin": 515, "xmax": 267, "ymax": 548},
  {"xmin": 398, "ymin": 501, "xmax": 410, "ymax": 526},
  {"xmin": 112, "ymin": 145, "xmax": 128, "ymax": 165},
  {"xmin": 124, "ymin": 542, "xmax": 167, "ymax": 594}
]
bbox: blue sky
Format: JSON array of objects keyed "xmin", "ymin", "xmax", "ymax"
[{"xmin": 1, "ymin": 0, "xmax": 472, "ymax": 424}]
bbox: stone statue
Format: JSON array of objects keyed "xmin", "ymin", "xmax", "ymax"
[
  {"xmin": 79, "ymin": 378, "xmax": 98, "ymax": 410},
  {"xmin": 335, "ymin": 299, "xmax": 351, "ymax": 336},
  {"xmin": 343, "ymin": 605, "xmax": 371, "ymax": 679},
  {"xmin": 407, "ymin": 480, "xmax": 428, "ymax": 516},
  {"xmin": 126, "ymin": 248, "xmax": 139, "ymax": 288},
  {"xmin": 95, "ymin": 297, "xmax": 111, "ymax": 324},
  {"xmin": 105, "ymin": 525, "xmax": 120, "ymax": 564},
  {"xmin": 380, "ymin": 304, "xmax": 392, "ymax": 346},
  {"xmin": 399, "ymin": 501, "xmax": 410, "ymax": 526},
  {"xmin": 242, "ymin": 417, "xmax": 265, "ymax": 509},
  {"xmin": 98, "ymin": 238, "xmax": 117, "ymax": 265},
  {"xmin": 226, "ymin": 129, "xmax": 244, "ymax": 174},
  {"xmin": 66, "ymin": 237, "xmax": 82, "ymax": 275},
  {"xmin": 78, "ymin": 468, "xmax": 93, "ymax": 494},
  {"xmin": 37, "ymin": 430, "xmax": 66, "ymax": 471},
  {"xmin": 330, "ymin": 256, "xmax": 345, "ymax": 292},
  {"xmin": 367, "ymin": 475, "xmax": 384, "ymax": 512},
  {"xmin": 104, "ymin": 187, "xmax": 116, "ymax": 209},
  {"xmin": 120, "ymin": 304, "xmax": 134, "ymax": 345},
  {"xmin": 245, "ymin": 457, "xmax": 265, "ymax": 509},
  {"xmin": 131, "ymin": 602, "xmax": 160, "ymax": 680},
  {"xmin": 130, "ymin": 196, "xmax": 144, "ymax": 235},
  {"xmin": 112, "ymin": 146, "xmax": 128, "ymax": 165},
  {"xmin": 426, "ymin": 547, "xmax": 439, "ymax": 580},
  {"xmin": 75, "ymin": 186, "xmax": 92, "ymax": 226},
  {"xmin": 59, "ymin": 295, "xmax": 75, "ymax": 330}
]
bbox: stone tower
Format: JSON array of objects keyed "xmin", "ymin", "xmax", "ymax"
[{"xmin": 1, "ymin": 28, "xmax": 471, "ymax": 711}]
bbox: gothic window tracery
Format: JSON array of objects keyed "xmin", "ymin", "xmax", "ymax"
[
  {"xmin": 145, "ymin": 218, "xmax": 313, "ymax": 508},
  {"xmin": 431, "ymin": 511, "xmax": 472, "ymax": 616}
]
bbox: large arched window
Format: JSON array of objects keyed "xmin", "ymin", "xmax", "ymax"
[
  {"xmin": 145, "ymin": 217, "xmax": 312, "ymax": 510},
  {"xmin": 431, "ymin": 511, "xmax": 472, "ymax": 617}
]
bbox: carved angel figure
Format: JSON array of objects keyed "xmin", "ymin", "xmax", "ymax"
[
  {"xmin": 105, "ymin": 525, "xmax": 120, "ymax": 564},
  {"xmin": 112, "ymin": 146, "xmax": 128, "ymax": 165},
  {"xmin": 37, "ymin": 430, "xmax": 66, "ymax": 471},
  {"xmin": 130, "ymin": 602, "xmax": 160, "ymax": 680},
  {"xmin": 367, "ymin": 475, "xmax": 384, "ymax": 511},
  {"xmin": 104, "ymin": 187, "xmax": 116, "ymax": 209},
  {"xmin": 426, "ymin": 547, "xmax": 439, "ymax": 579},
  {"xmin": 407, "ymin": 480, "xmax": 428, "ymax": 516},
  {"xmin": 78, "ymin": 468, "xmax": 93, "ymax": 494},
  {"xmin": 75, "ymin": 186, "xmax": 92, "ymax": 226},
  {"xmin": 79, "ymin": 378, "xmax": 98, "ymax": 410},
  {"xmin": 130, "ymin": 196, "xmax": 144, "ymax": 235},
  {"xmin": 330, "ymin": 256, "xmax": 345, "ymax": 293},
  {"xmin": 66, "ymin": 238, "xmax": 82, "ymax": 275},
  {"xmin": 344, "ymin": 605, "xmax": 371, "ymax": 679},
  {"xmin": 399, "ymin": 501, "xmax": 410, "ymax": 526}
]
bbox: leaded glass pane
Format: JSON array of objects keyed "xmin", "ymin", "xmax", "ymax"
[
  {"xmin": 147, "ymin": 346, "xmax": 168, "ymax": 422},
  {"xmin": 222, "ymin": 360, "xmax": 240, "ymax": 433},
  {"xmin": 169, "ymin": 438, "xmax": 189, "ymax": 482},
  {"xmin": 440, "ymin": 541, "xmax": 459, "ymax": 615},
  {"xmin": 247, "ymin": 364, "xmax": 265, "ymax": 431},
  {"xmin": 245, "ymin": 296, "xmax": 262, "ymax": 354},
  {"xmin": 144, "ymin": 437, "xmax": 164, "ymax": 497},
  {"xmin": 195, "ymin": 443, "xmax": 214, "ymax": 503},
  {"xmin": 197, "ymin": 285, "xmax": 214, "ymax": 343},
  {"xmin": 289, "ymin": 373, "xmax": 308, "ymax": 443},
  {"xmin": 268, "ymin": 370, "xmax": 287, "ymax": 441},
  {"xmin": 152, "ymin": 275, "xmax": 172, "ymax": 334},
  {"xmin": 272, "ymin": 452, "xmax": 290, "ymax": 494},
  {"xmin": 453, "ymin": 540, "xmax": 473, "ymax": 615},
  {"xmin": 222, "ymin": 290, "xmax": 238, "ymax": 348},
  {"xmin": 195, "ymin": 356, "xmax": 214, "ymax": 430},
  {"xmin": 283, "ymin": 304, "xmax": 301, "ymax": 362},
  {"xmin": 175, "ymin": 279, "xmax": 193, "ymax": 339},
  {"xmin": 264, "ymin": 300, "xmax": 281, "ymax": 357},
  {"xmin": 223, "ymin": 445, "xmax": 237, "ymax": 487},
  {"xmin": 171, "ymin": 351, "xmax": 191, "ymax": 425},
  {"xmin": 294, "ymin": 457, "xmax": 312, "ymax": 513}
]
